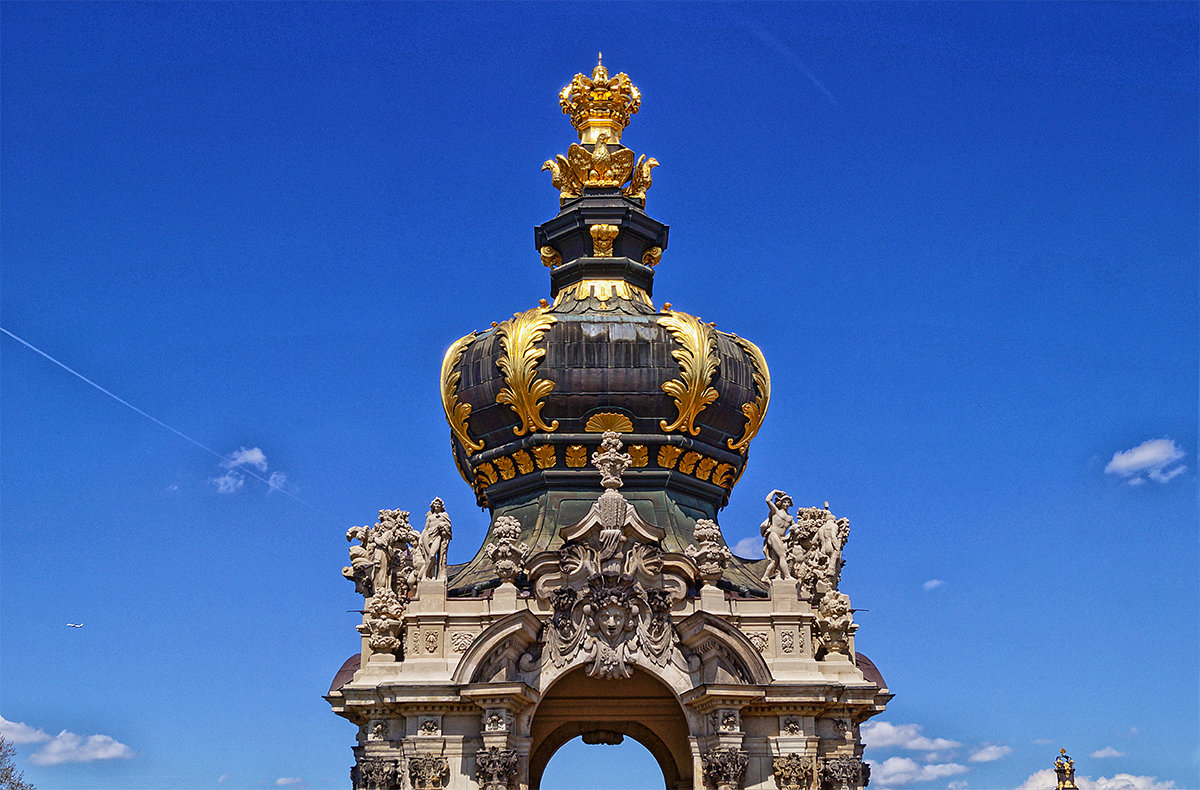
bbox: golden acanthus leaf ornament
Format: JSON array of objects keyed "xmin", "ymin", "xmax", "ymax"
[
  {"xmin": 727, "ymin": 334, "xmax": 770, "ymax": 453},
  {"xmin": 495, "ymin": 306, "xmax": 559, "ymax": 436},
  {"xmin": 658, "ymin": 308, "xmax": 720, "ymax": 435},
  {"xmin": 440, "ymin": 331, "xmax": 484, "ymax": 453}
]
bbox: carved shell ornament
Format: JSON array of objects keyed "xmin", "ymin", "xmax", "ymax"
[
  {"xmin": 658, "ymin": 308, "xmax": 720, "ymax": 435},
  {"xmin": 440, "ymin": 331, "xmax": 484, "ymax": 453},
  {"xmin": 494, "ymin": 306, "xmax": 559, "ymax": 435}
]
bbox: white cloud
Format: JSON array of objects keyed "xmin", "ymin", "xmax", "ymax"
[
  {"xmin": 968, "ymin": 744, "xmax": 1012, "ymax": 762},
  {"xmin": 1017, "ymin": 769, "xmax": 1176, "ymax": 790},
  {"xmin": 224, "ymin": 446, "xmax": 268, "ymax": 471},
  {"xmin": 1091, "ymin": 747, "xmax": 1127, "ymax": 759},
  {"xmin": 211, "ymin": 469, "xmax": 245, "ymax": 494},
  {"xmin": 267, "ymin": 471, "xmax": 287, "ymax": 492},
  {"xmin": 0, "ymin": 715, "xmax": 50, "ymax": 744},
  {"xmin": 922, "ymin": 579, "xmax": 944, "ymax": 591},
  {"xmin": 275, "ymin": 779, "xmax": 303, "ymax": 787},
  {"xmin": 868, "ymin": 757, "xmax": 968, "ymax": 787},
  {"xmin": 732, "ymin": 537, "xmax": 764, "ymax": 559},
  {"xmin": 218, "ymin": 775, "xmax": 229, "ymax": 783},
  {"xmin": 862, "ymin": 721, "xmax": 962, "ymax": 751},
  {"xmin": 948, "ymin": 782, "xmax": 969, "ymax": 790},
  {"xmin": 28, "ymin": 730, "xmax": 134, "ymax": 766},
  {"xmin": 1105, "ymin": 438, "xmax": 1186, "ymax": 486}
]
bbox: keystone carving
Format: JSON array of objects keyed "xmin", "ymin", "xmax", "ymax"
[
  {"xmin": 702, "ymin": 747, "xmax": 749, "ymax": 790},
  {"xmin": 408, "ymin": 755, "xmax": 449, "ymax": 790},
  {"xmin": 475, "ymin": 747, "xmax": 520, "ymax": 790},
  {"xmin": 685, "ymin": 518, "xmax": 731, "ymax": 583},
  {"xmin": 531, "ymin": 432, "xmax": 686, "ymax": 678},
  {"xmin": 774, "ymin": 753, "xmax": 818, "ymax": 790},
  {"xmin": 353, "ymin": 757, "xmax": 400, "ymax": 790},
  {"xmin": 821, "ymin": 755, "xmax": 869, "ymax": 790},
  {"xmin": 485, "ymin": 515, "xmax": 530, "ymax": 583}
]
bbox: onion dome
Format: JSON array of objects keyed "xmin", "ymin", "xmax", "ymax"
[{"xmin": 441, "ymin": 57, "xmax": 770, "ymax": 595}]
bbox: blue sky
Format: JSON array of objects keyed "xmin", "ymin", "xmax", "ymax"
[{"xmin": 1, "ymin": 3, "xmax": 1196, "ymax": 790}]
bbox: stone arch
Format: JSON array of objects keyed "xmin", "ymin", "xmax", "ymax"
[
  {"xmin": 676, "ymin": 610, "xmax": 774, "ymax": 686},
  {"xmin": 451, "ymin": 610, "xmax": 542, "ymax": 685},
  {"xmin": 527, "ymin": 667, "xmax": 693, "ymax": 790}
]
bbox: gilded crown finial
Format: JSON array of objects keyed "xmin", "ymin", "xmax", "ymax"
[
  {"xmin": 559, "ymin": 56, "xmax": 641, "ymax": 145},
  {"xmin": 543, "ymin": 59, "xmax": 659, "ymax": 207}
]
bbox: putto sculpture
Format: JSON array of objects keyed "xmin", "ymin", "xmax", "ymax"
[{"xmin": 328, "ymin": 57, "xmax": 890, "ymax": 790}]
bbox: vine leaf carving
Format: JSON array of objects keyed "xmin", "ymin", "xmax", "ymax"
[
  {"xmin": 440, "ymin": 331, "xmax": 484, "ymax": 453},
  {"xmin": 727, "ymin": 334, "xmax": 770, "ymax": 453},
  {"xmin": 496, "ymin": 306, "xmax": 559, "ymax": 435},
  {"xmin": 658, "ymin": 309, "xmax": 719, "ymax": 435}
]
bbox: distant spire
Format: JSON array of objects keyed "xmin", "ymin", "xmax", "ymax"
[{"xmin": 1054, "ymin": 749, "xmax": 1078, "ymax": 790}]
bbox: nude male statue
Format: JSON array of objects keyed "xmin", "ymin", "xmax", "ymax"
[{"xmin": 760, "ymin": 489, "xmax": 795, "ymax": 581}]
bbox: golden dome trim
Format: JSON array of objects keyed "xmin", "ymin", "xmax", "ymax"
[
  {"xmin": 658, "ymin": 309, "xmax": 720, "ymax": 436},
  {"xmin": 495, "ymin": 306, "xmax": 559, "ymax": 436},
  {"xmin": 727, "ymin": 334, "xmax": 771, "ymax": 453},
  {"xmin": 584, "ymin": 412, "xmax": 634, "ymax": 433},
  {"xmin": 440, "ymin": 331, "xmax": 484, "ymax": 454},
  {"xmin": 552, "ymin": 278, "xmax": 654, "ymax": 311}
]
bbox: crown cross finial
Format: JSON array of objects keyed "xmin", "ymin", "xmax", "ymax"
[{"xmin": 559, "ymin": 57, "xmax": 641, "ymax": 145}]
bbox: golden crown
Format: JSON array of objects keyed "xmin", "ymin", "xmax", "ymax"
[{"xmin": 559, "ymin": 53, "xmax": 641, "ymax": 144}]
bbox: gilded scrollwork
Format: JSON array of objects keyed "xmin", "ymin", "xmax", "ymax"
[
  {"xmin": 727, "ymin": 334, "xmax": 770, "ymax": 453},
  {"xmin": 642, "ymin": 246, "xmax": 662, "ymax": 267},
  {"xmin": 539, "ymin": 245, "xmax": 562, "ymax": 268},
  {"xmin": 495, "ymin": 306, "xmax": 559, "ymax": 435},
  {"xmin": 552, "ymin": 278, "xmax": 653, "ymax": 311},
  {"xmin": 440, "ymin": 331, "xmax": 484, "ymax": 453},
  {"xmin": 658, "ymin": 309, "xmax": 719, "ymax": 435}
]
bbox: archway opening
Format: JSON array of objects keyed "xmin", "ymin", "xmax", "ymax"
[
  {"xmin": 540, "ymin": 734, "xmax": 663, "ymax": 790},
  {"xmin": 528, "ymin": 668, "xmax": 692, "ymax": 790}
]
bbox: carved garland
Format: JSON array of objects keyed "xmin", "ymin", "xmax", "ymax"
[
  {"xmin": 495, "ymin": 306, "xmax": 559, "ymax": 435},
  {"xmin": 658, "ymin": 309, "xmax": 719, "ymax": 435},
  {"xmin": 440, "ymin": 331, "xmax": 484, "ymax": 453},
  {"xmin": 727, "ymin": 334, "xmax": 770, "ymax": 453}
]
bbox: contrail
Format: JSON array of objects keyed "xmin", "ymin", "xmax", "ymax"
[
  {"xmin": 1, "ymin": 325, "xmax": 328, "ymax": 515},
  {"xmin": 746, "ymin": 25, "xmax": 838, "ymax": 107}
]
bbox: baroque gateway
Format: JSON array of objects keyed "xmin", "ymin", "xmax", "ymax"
[{"xmin": 327, "ymin": 58, "xmax": 891, "ymax": 790}]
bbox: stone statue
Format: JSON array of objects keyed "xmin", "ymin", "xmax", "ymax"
[
  {"xmin": 792, "ymin": 505, "xmax": 850, "ymax": 602},
  {"xmin": 418, "ymin": 497, "xmax": 452, "ymax": 581},
  {"xmin": 761, "ymin": 490, "xmax": 795, "ymax": 581},
  {"xmin": 485, "ymin": 515, "xmax": 530, "ymax": 584},
  {"xmin": 344, "ymin": 509, "xmax": 421, "ymax": 599},
  {"xmin": 816, "ymin": 591, "xmax": 853, "ymax": 658}
]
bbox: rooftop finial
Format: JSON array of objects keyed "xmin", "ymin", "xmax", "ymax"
[
  {"xmin": 1054, "ymin": 749, "xmax": 1078, "ymax": 790},
  {"xmin": 559, "ymin": 56, "xmax": 641, "ymax": 144}
]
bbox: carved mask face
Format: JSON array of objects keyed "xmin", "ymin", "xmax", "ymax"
[{"xmin": 597, "ymin": 602, "xmax": 628, "ymax": 641}]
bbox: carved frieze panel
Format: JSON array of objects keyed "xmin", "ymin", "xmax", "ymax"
[{"xmin": 476, "ymin": 747, "xmax": 520, "ymax": 790}]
